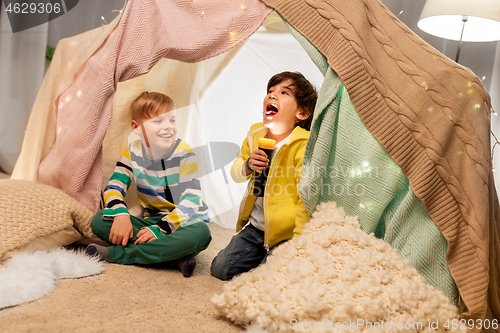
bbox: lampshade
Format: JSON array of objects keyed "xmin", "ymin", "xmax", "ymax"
[{"xmin": 418, "ymin": 0, "xmax": 500, "ymax": 42}]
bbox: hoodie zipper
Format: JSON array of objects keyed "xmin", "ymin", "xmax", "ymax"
[{"xmin": 263, "ymin": 144, "xmax": 286, "ymax": 253}]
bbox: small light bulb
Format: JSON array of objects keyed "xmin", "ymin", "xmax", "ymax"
[
  {"xmin": 493, "ymin": 167, "xmax": 496, "ymax": 172},
  {"xmin": 229, "ymin": 31, "xmax": 237, "ymax": 39},
  {"xmin": 398, "ymin": 10, "xmax": 403, "ymax": 17},
  {"xmin": 241, "ymin": 4, "xmax": 246, "ymax": 9},
  {"xmin": 201, "ymin": 11, "xmax": 205, "ymax": 17}
]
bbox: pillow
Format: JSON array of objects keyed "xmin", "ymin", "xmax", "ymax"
[
  {"xmin": 212, "ymin": 202, "xmax": 460, "ymax": 332},
  {"xmin": 0, "ymin": 179, "xmax": 95, "ymax": 261}
]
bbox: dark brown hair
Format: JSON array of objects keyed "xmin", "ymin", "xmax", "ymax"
[
  {"xmin": 130, "ymin": 92, "xmax": 174, "ymax": 123},
  {"xmin": 267, "ymin": 71, "xmax": 318, "ymax": 131}
]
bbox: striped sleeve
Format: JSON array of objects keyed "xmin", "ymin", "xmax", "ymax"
[
  {"xmin": 102, "ymin": 148, "xmax": 133, "ymax": 220},
  {"xmin": 159, "ymin": 146, "xmax": 203, "ymax": 232}
]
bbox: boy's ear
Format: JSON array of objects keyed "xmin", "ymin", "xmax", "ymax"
[
  {"xmin": 131, "ymin": 120, "xmax": 141, "ymax": 135},
  {"xmin": 296, "ymin": 108, "xmax": 308, "ymax": 121}
]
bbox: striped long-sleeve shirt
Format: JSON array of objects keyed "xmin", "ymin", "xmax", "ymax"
[{"xmin": 103, "ymin": 139, "xmax": 209, "ymax": 236}]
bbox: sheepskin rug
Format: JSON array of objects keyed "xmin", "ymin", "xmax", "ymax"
[
  {"xmin": 212, "ymin": 202, "xmax": 462, "ymax": 333},
  {"xmin": 0, "ymin": 248, "xmax": 104, "ymax": 309}
]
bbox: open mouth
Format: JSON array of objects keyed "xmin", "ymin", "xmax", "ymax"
[
  {"xmin": 265, "ymin": 104, "xmax": 278, "ymax": 116},
  {"xmin": 158, "ymin": 133, "xmax": 172, "ymax": 139}
]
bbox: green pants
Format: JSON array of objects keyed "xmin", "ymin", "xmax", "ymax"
[{"xmin": 91, "ymin": 210, "xmax": 212, "ymax": 265}]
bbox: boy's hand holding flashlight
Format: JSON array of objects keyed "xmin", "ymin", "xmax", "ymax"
[
  {"xmin": 244, "ymin": 139, "xmax": 276, "ymax": 176},
  {"xmin": 247, "ymin": 149, "xmax": 269, "ymax": 172}
]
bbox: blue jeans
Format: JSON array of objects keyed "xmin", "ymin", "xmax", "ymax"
[{"xmin": 211, "ymin": 223, "xmax": 268, "ymax": 281}]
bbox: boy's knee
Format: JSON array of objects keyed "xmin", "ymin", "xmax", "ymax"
[
  {"xmin": 211, "ymin": 248, "xmax": 236, "ymax": 281},
  {"xmin": 90, "ymin": 210, "xmax": 107, "ymax": 233},
  {"xmin": 189, "ymin": 221, "xmax": 212, "ymax": 250},
  {"xmin": 210, "ymin": 254, "xmax": 229, "ymax": 281},
  {"xmin": 199, "ymin": 223, "xmax": 212, "ymax": 248}
]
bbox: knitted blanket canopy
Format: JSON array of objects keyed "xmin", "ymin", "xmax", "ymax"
[
  {"xmin": 11, "ymin": 0, "xmax": 499, "ymax": 327},
  {"xmin": 260, "ymin": 0, "xmax": 499, "ymax": 327}
]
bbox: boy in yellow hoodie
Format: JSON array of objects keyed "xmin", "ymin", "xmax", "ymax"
[{"xmin": 211, "ymin": 72, "xmax": 318, "ymax": 280}]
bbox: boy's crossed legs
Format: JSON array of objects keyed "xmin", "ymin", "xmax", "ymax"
[{"xmin": 90, "ymin": 210, "xmax": 211, "ymax": 277}]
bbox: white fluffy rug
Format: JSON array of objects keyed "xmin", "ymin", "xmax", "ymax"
[
  {"xmin": 0, "ymin": 248, "xmax": 104, "ymax": 309},
  {"xmin": 213, "ymin": 202, "xmax": 461, "ymax": 333}
]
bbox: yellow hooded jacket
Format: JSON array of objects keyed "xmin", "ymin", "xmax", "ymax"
[{"xmin": 230, "ymin": 123, "xmax": 310, "ymax": 249}]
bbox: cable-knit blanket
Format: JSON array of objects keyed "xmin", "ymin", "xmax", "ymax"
[{"xmin": 259, "ymin": 0, "xmax": 500, "ymax": 326}]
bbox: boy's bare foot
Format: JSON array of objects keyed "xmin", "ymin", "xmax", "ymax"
[
  {"xmin": 176, "ymin": 257, "xmax": 196, "ymax": 277},
  {"xmin": 85, "ymin": 243, "xmax": 109, "ymax": 262}
]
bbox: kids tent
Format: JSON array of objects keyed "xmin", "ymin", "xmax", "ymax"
[{"xmin": 6, "ymin": 0, "xmax": 500, "ymax": 328}]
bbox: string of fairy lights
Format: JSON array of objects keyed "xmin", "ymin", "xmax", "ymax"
[
  {"xmin": 397, "ymin": 12, "xmax": 500, "ymax": 172},
  {"xmin": 195, "ymin": 2, "xmax": 246, "ymax": 39},
  {"xmin": 99, "ymin": 6, "xmax": 500, "ymax": 172},
  {"xmin": 100, "ymin": 9, "xmax": 122, "ymax": 27},
  {"xmin": 482, "ymin": 76, "xmax": 500, "ymax": 172},
  {"xmin": 491, "ymin": 104, "xmax": 499, "ymax": 172}
]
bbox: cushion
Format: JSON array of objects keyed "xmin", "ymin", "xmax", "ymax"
[
  {"xmin": 0, "ymin": 226, "xmax": 82, "ymax": 261},
  {"xmin": 212, "ymin": 202, "xmax": 460, "ymax": 332},
  {"xmin": 0, "ymin": 179, "xmax": 95, "ymax": 261}
]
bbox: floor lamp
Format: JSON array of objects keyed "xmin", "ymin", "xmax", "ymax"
[{"xmin": 417, "ymin": 0, "xmax": 500, "ymax": 63}]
